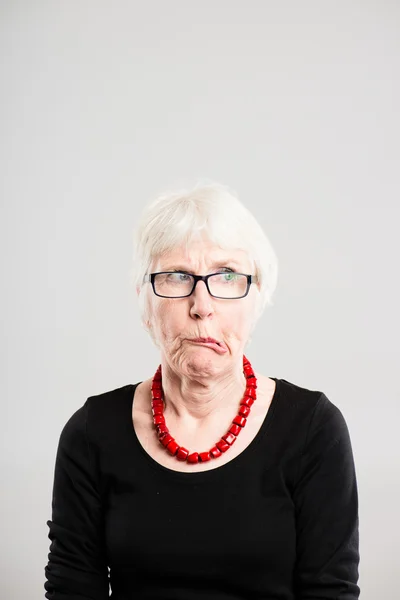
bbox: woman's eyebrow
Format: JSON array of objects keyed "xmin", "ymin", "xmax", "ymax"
[{"xmin": 161, "ymin": 261, "xmax": 241, "ymax": 272}]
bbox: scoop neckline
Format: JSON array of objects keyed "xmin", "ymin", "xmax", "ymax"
[{"xmin": 127, "ymin": 377, "xmax": 281, "ymax": 482}]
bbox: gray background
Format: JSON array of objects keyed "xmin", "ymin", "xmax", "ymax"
[{"xmin": 1, "ymin": 1, "xmax": 399, "ymax": 598}]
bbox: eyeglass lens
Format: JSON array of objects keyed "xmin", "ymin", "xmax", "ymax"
[{"xmin": 154, "ymin": 272, "xmax": 248, "ymax": 298}]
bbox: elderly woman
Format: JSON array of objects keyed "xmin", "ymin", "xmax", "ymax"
[{"xmin": 44, "ymin": 183, "xmax": 360, "ymax": 599}]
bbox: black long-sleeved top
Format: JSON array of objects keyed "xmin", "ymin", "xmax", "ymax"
[{"xmin": 44, "ymin": 376, "xmax": 360, "ymax": 599}]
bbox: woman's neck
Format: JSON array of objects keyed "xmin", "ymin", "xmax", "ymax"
[{"xmin": 159, "ymin": 361, "xmax": 247, "ymax": 422}]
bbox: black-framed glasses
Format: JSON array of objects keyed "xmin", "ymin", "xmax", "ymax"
[{"xmin": 143, "ymin": 271, "xmax": 258, "ymax": 299}]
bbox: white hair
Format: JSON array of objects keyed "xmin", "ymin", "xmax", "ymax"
[{"xmin": 130, "ymin": 181, "xmax": 278, "ymax": 347}]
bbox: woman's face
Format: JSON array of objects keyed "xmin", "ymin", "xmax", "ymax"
[{"xmin": 145, "ymin": 236, "xmax": 260, "ymax": 379}]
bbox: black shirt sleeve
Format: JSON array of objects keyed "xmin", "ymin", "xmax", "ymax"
[
  {"xmin": 44, "ymin": 400, "xmax": 109, "ymax": 599},
  {"xmin": 292, "ymin": 392, "xmax": 360, "ymax": 599}
]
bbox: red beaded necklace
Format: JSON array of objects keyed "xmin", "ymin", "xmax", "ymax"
[{"xmin": 150, "ymin": 354, "xmax": 257, "ymax": 464}]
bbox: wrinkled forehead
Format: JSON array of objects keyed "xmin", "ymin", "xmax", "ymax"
[{"xmin": 152, "ymin": 238, "xmax": 254, "ymax": 272}]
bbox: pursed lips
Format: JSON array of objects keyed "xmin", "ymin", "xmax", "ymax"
[{"xmin": 187, "ymin": 337, "xmax": 228, "ymax": 354}]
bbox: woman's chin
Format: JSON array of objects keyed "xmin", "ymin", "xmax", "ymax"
[{"xmin": 183, "ymin": 352, "xmax": 221, "ymax": 377}]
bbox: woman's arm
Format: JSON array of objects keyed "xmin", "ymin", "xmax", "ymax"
[
  {"xmin": 292, "ymin": 392, "xmax": 360, "ymax": 599},
  {"xmin": 44, "ymin": 400, "xmax": 109, "ymax": 599}
]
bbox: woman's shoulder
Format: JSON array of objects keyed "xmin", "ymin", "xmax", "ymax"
[
  {"xmin": 85, "ymin": 383, "xmax": 135, "ymax": 435},
  {"xmin": 275, "ymin": 375, "xmax": 322, "ymax": 398},
  {"xmin": 276, "ymin": 376, "xmax": 332, "ymax": 411},
  {"xmin": 85, "ymin": 383, "xmax": 134, "ymax": 413},
  {"xmin": 275, "ymin": 376, "xmax": 352, "ymax": 448},
  {"xmin": 57, "ymin": 384, "xmax": 135, "ymax": 449}
]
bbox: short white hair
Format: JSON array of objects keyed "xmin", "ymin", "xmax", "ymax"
[{"xmin": 130, "ymin": 181, "xmax": 278, "ymax": 346}]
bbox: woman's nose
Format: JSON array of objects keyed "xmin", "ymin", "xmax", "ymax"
[{"xmin": 189, "ymin": 280, "xmax": 214, "ymax": 318}]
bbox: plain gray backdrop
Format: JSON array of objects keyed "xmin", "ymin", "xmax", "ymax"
[{"xmin": 1, "ymin": 1, "xmax": 399, "ymax": 598}]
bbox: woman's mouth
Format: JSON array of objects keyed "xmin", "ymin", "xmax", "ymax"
[{"xmin": 188, "ymin": 337, "xmax": 228, "ymax": 354}]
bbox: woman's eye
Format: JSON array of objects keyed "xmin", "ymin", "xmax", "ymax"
[
  {"xmin": 214, "ymin": 271, "xmax": 238, "ymax": 283},
  {"xmin": 168, "ymin": 272, "xmax": 190, "ymax": 282},
  {"xmin": 222, "ymin": 271, "xmax": 237, "ymax": 280}
]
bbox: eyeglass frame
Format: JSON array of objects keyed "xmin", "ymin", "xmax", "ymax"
[{"xmin": 142, "ymin": 271, "xmax": 259, "ymax": 299}]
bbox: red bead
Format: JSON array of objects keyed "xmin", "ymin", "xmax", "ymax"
[
  {"xmin": 151, "ymin": 381, "xmax": 162, "ymax": 390},
  {"xmin": 154, "ymin": 414, "xmax": 165, "ymax": 425},
  {"xmin": 245, "ymin": 387, "xmax": 257, "ymax": 398},
  {"xmin": 216, "ymin": 439, "xmax": 230, "ymax": 452},
  {"xmin": 166, "ymin": 440, "xmax": 179, "ymax": 455},
  {"xmin": 152, "ymin": 405, "xmax": 163, "ymax": 416},
  {"xmin": 229, "ymin": 424, "xmax": 241, "ymax": 436},
  {"xmin": 233, "ymin": 415, "xmax": 247, "ymax": 427},
  {"xmin": 239, "ymin": 405, "xmax": 250, "ymax": 417},
  {"xmin": 187, "ymin": 452, "xmax": 200, "ymax": 463},
  {"xmin": 152, "ymin": 389, "xmax": 162, "ymax": 399},
  {"xmin": 161, "ymin": 433, "xmax": 173, "ymax": 447},
  {"xmin": 210, "ymin": 446, "xmax": 222, "ymax": 458},
  {"xmin": 244, "ymin": 365, "xmax": 254, "ymax": 376},
  {"xmin": 243, "ymin": 355, "xmax": 250, "ymax": 366},
  {"xmin": 246, "ymin": 378, "xmax": 257, "ymax": 387},
  {"xmin": 222, "ymin": 432, "xmax": 237, "ymax": 445},
  {"xmin": 151, "ymin": 398, "xmax": 163, "ymax": 406},
  {"xmin": 242, "ymin": 396, "xmax": 255, "ymax": 407},
  {"xmin": 176, "ymin": 447, "xmax": 189, "ymax": 460},
  {"xmin": 157, "ymin": 423, "xmax": 169, "ymax": 435},
  {"xmin": 199, "ymin": 451, "xmax": 211, "ymax": 462}
]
